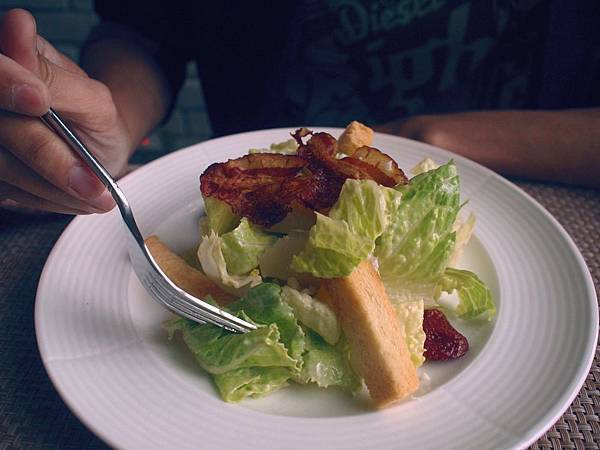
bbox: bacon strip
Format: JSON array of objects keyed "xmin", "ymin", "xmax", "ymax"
[{"xmin": 200, "ymin": 129, "xmax": 408, "ymax": 227}]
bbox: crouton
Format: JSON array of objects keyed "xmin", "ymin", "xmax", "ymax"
[
  {"xmin": 338, "ymin": 121, "xmax": 374, "ymax": 155},
  {"xmin": 320, "ymin": 260, "xmax": 419, "ymax": 408},
  {"xmin": 145, "ymin": 235, "xmax": 236, "ymax": 306}
]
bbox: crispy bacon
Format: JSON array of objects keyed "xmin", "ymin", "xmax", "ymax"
[
  {"xmin": 200, "ymin": 129, "xmax": 407, "ymax": 227},
  {"xmin": 347, "ymin": 146, "xmax": 407, "ymax": 186}
]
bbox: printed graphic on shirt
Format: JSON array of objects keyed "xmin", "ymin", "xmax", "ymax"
[{"xmin": 282, "ymin": 0, "xmax": 548, "ymax": 126}]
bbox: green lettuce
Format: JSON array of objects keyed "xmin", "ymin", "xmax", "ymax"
[
  {"xmin": 214, "ymin": 367, "xmax": 292, "ymax": 402},
  {"xmin": 248, "ymin": 138, "xmax": 298, "ymax": 155},
  {"xmin": 295, "ymin": 331, "xmax": 361, "ymax": 393},
  {"xmin": 197, "ymin": 231, "xmax": 261, "ymax": 296},
  {"xmin": 221, "ymin": 218, "xmax": 278, "ymax": 275},
  {"xmin": 228, "ymin": 283, "xmax": 305, "ymax": 363},
  {"xmin": 258, "ymin": 231, "xmax": 309, "ymax": 280},
  {"xmin": 281, "ymin": 285, "xmax": 340, "ymax": 345},
  {"xmin": 393, "ymin": 300, "xmax": 426, "ymax": 367},
  {"xmin": 435, "ymin": 268, "xmax": 496, "ymax": 320},
  {"xmin": 164, "ymin": 283, "xmax": 305, "ymax": 402},
  {"xmin": 375, "ymin": 162, "xmax": 461, "ymax": 303},
  {"xmin": 291, "ymin": 180, "xmax": 387, "ymax": 278},
  {"xmin": 201, "ymin": 196, "xmax": 240, "ymax": 235}
]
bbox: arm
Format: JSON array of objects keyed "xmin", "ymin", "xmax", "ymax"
[
  {"xmin": 376, "ymin": 109, "xmax": 600, "ymax": 189},
  {"xmin": 80, "ymin": 32, "xmax": 173, "ymax": 159}
]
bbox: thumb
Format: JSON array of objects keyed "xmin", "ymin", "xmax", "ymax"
[{"xmin": 0, "ymin": 9, "xmax": 115, "ymax": 129}]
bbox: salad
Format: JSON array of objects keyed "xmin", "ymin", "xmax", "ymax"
[{"xmin": 151, "ymin": 122, "xmax": 495, "ymax": 408}]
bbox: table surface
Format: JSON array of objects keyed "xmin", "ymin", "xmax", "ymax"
[{"xmin": 0, "ymin": 179, "xmax": 598, "ymax": 450}]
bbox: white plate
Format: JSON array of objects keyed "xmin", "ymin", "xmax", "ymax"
[{"xmin": 35, "ymin": 128, "xmax": 597, "ymax": 449}]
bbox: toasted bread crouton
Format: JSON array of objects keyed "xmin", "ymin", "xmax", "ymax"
[
  {"xmin": 145, "ymin": 235, "xmax": 236, "ymax": 306},
  {"xmin": 338, "ymin": 121, "xmax": 374, "ymax": 155},
  {"xmin": 321, "ymin": 260, "xmax": 419, "ymax": 407}
]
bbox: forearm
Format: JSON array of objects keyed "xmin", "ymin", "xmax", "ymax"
[
  {"xmin": 377, "ymin": 109, "xmax": 600, "ymax": 188},
  {"xmin": 81, "ymin": 35, "xmax": 172, "ymax": 156}
]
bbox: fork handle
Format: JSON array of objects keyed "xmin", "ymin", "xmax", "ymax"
[
  {"xmin": 41, "ymin": 108, "xmax": 144, "ymax": 245},
  {"xmin": 41, "ymin": 108, "xmax": 117, "ymax": 192}
]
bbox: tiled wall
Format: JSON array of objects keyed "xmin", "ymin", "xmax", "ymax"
[{"xmin": 0, "ymin": 1, "xmax": 213, "ymax": 164}]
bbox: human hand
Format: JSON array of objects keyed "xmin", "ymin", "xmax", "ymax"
[{"xmin": 0, "ymin": 9, "xmax": 133, "ymax": 215}]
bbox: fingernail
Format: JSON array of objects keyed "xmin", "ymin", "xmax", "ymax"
[
  {"xmin": 69, "ymin": 165, "xmax": 115, "ymax": 212},
  {"xmin": 11, "ymin": 84, "xmax": 44, "ymax": 114},
  {"xmin": 89, "ymin": 189, "xmax": 115, "ymax": 212}
]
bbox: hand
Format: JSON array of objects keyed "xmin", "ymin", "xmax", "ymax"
[{"xmin": 0, "ymin": 9, "xmax": 133, "ymax": 214}]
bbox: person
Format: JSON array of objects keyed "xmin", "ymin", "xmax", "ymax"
[{"xmin": 0, "ymin": 1, "xmax": 598, "ymax": 215}]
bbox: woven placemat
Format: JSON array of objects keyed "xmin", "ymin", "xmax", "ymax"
[
  {"xmin": 516, "ymin": 182, "xmax": 600, "ymax": 450},
  {"xmin": 0, "ymin": 181, "xmax": 597, "ymax": 450}
]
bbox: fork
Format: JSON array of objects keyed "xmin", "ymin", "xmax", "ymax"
[{"xmin": 41, "ymin": 108, "xmax": 256, "ymax": 333}]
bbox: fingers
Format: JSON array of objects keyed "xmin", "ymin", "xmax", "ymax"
[
  {"xmin": 0, "ymin": 111, "xmax": 114, "ymax": 210},
  {"xmin": 0, "ymin": 181, "xmax": 93, "ymax": 215},
  {"xmin": 0, "ymin": 146, "xmax": 113, "ymax": 212},
  {"xmin": 0, "ymin": 9, "xmax": 50, "ymax": 115},
  {"xmin": 0, "ymin": 53, "xmax": 49, "ymax": 115},
  {"xmin": 0, "ymin": 9, "xmax": 116, "ymax": 130}
]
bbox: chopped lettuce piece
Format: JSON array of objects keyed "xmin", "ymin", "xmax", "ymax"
[
  {"xmin": 291, "ymin": 180, "xmax": 387, "ymax": 278},
  {"xmin": 214, "ymin": 367, "xmax": 291, "ymax": 402},
  {"xmin": 202, "ymin": 196, "xmax": 240, "ymax": 235},
  {"xmin": 295, "ymin": 331, "xmax": 361, "ymax": 393},
  {"xmin": 291, "ymin": 213, "xmax": 372, "ymax": 278},
  {"xmin": 229, "ymin": 283, "xmax": 306, "ymax": 363},
  {"xmin": 220, "ymin": 218, "xmax": 278, "ymax": 275},
  {"xmin": 258, "ymin": 231, "xmax": 309, "ymax": 280},
  {"xmin": 328, "ymin": 179, "xmax": 387, "ymax": 241},
  {"xmin": 197, "ymin": 231, "xmax": 261, "ymax": 296},
  {"xmin": 281, "ymin": 285, "xmax": 340, "ymax": 345},
  {"xmin": 393, "ymin": 300, "xmax": 426, "ymax": 367},
  {"xmin": 164, "ymin": 283, "xmax": 306, "ymax": 402},
  {"xmin": 248, "ymin": 138, "xmax": 299, "ymax": 155},
  {"xmin": 410, "ymin": 157, "xmax": 439, "ymax": 176},
  {"xmin": 435, "ymin": 268, "xmax": 496, "ymax": 320},
  {"xmin": 375, "ymin": 162, "xmax": 461, "ymax": 303},
  {"xmin": 165, "ymin": 318, "xmax": 296, "ymax": 374},
  {"xmin": 448, "ymin": 213, "xmax": 476, "ymax": 267},
  {"xmin": 268, "ymin": 207, "xmax": 316, "ymax": 233}
]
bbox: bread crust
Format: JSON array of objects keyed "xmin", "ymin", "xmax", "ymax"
[
  {"xmin": 145, "ymin": 235, "xmax": 236, "ymax": 306},
  {"xmin": 338, "ymin": 121, "xmax": 374, "ymax": 155},
  {"xmin": 321, "ymin": 260, "xmax": 419, "ymax": 407}
]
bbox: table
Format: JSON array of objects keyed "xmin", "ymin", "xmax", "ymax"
[{"xmin": 0, "ymin": 180, "xmax": 598, "ymax": 449}]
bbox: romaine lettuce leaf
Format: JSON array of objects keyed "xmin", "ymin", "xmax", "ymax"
[
  {"xmin": 221, "ymin": 218, "xmax": 278, "ymax": 275},
  {"xmin": 165, "ymin": 318, "xmax": 297, "ymax": 374},
  {"xmin": 435, "ymin": 268, "xmax": 496, "ymax": 320},
  {"xmin": 410, "ymin": 157, "xmax": 439, "ymax": 176},
  {"xmin": 375, "ymin": 162, "xmax": 461, "ymax": 303},
  {"xmin": 201, "ymin": 196, "xmax": 240, "ymax": 235},
  {"xmin": 448, "ymin": 213, "xmax": 476, "ymax": 267},
  {"xmin": 294, "ymin": 330, "xmax": 361, "ymax": 393},
  {"xmin": 258, "ymin": 231, "xmax": 309, "ymax": 280},
  {"xmin": 229, "ymin": 283, "xmax": 306, "ymax": 363},
  {"xmin": 281, "ymin": 285, "xmax": 340, "ymax": 345},
  {"xmin": 164, "ymin": 283, "xmax": 306, "ymax": 402},
  {"xmin": 197, "ymin": 231, "xmax": 262, "ymax": 296},
  {"xmin": 393, "ymin": 300, "xmax": 426, "ymax": 367},
  {"xmin": 291, "ymin": 180, "xmax": 387, "ymax": 278},
  {"xmin": 214, "ymin": 367, "xmax": 291, "ymax": 402},
  {"xmin": 328, "ymin": 179, "xmax": 387, "ymax": 241},
  {"xmin": 249, "ymin": 138, "xmax": 298, "ymax": 155}
]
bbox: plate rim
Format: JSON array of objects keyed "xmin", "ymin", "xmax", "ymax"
[{"xmin": 34, "ymin": 128, "xmax": 598, "ymax": 449}]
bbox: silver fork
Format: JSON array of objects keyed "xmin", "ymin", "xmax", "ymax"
[{"xmin": 41, "ymin": 108, "xmax": 256, "ymax": 333}]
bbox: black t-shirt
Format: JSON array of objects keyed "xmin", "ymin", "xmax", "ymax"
[{"xmin": 95, "ymin": 0, "xmax": 600, "ymax": 136}]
